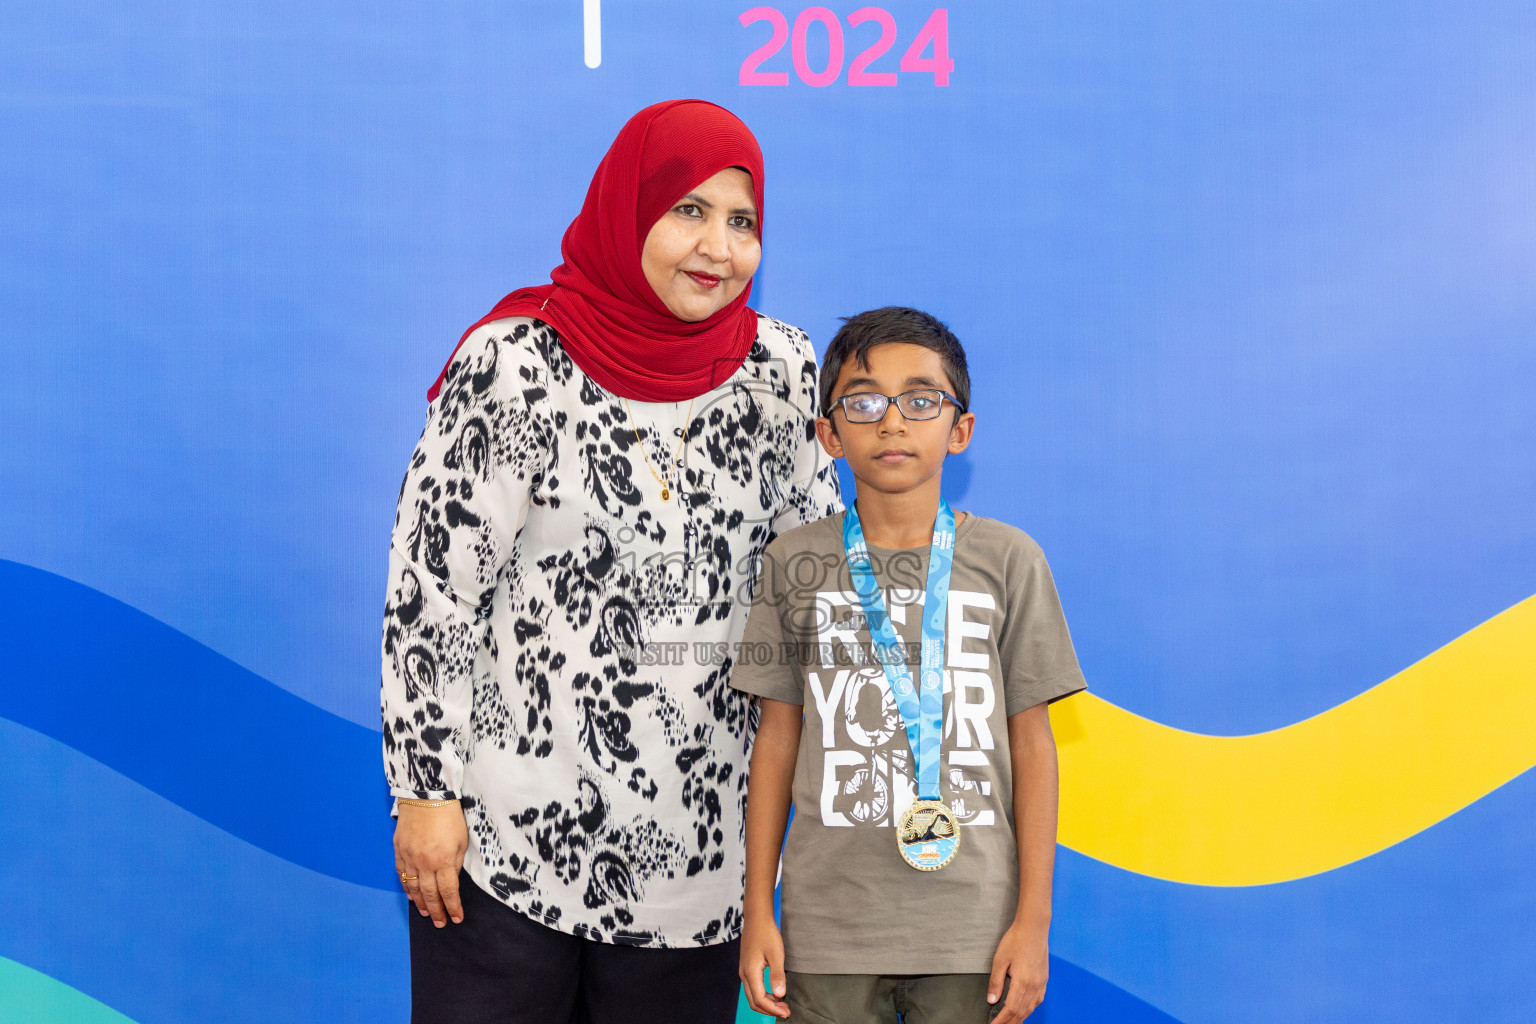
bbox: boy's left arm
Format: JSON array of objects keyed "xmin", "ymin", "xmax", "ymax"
[{"xmin": 987, "ymin": 702, "xmax": 1058, "ymax": 1023}]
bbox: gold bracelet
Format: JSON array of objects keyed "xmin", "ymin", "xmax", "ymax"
[{"xmin": 398, "ymin": 798, "xmax": 455, "ymax": 808}]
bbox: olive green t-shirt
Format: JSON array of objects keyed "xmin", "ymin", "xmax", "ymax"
[{"xmin": 729, "ymin": 510, "xmax": 1087, "ymax": 974}]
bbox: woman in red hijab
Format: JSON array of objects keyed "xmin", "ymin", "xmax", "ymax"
[{"xmin": 382, "ymin": 100, "xmax": 841, "ymax": 1023}]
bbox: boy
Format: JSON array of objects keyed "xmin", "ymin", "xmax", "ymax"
[{"xmin": 731, "ymin": 307, "xmax": 1087, "ymax": 1024}]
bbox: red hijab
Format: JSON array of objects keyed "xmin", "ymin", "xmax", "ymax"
[{"xmin": 427, "ymin": 100, "xmax": 765, "ymax": 403}]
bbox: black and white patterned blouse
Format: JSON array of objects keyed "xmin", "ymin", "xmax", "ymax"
[{"xmin": 382, "ymin": 315, "xmax": 842, "ymax": 947}]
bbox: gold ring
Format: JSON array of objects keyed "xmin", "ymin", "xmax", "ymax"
[{"xmin": 400, "ymin": 873, "xmax": 418, "ymax": 881}]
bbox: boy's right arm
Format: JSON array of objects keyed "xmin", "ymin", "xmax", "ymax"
[{"xmin": 740, "ymin": 697, "xmax": 803, "ymax": 1020}]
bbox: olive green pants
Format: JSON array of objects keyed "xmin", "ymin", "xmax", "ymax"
[{"xmin": 784, "ymin": 972, "xmax": 1006, "ymax": 1024}]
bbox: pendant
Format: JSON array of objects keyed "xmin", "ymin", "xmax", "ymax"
[
  {"xmin": 896, "ymin": 799, "xmax": 961, "ymax": 871},
  {"xmin": 660, "ymin": 487, "xmax": 670, "ymax": 501}
]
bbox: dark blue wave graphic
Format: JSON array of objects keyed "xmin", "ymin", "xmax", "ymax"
[
  {"xmin": 0, "ymin": 558, "xmax": 398, "ymax": 890},
  {"xmin": 1, "ymin": 716, "xmax": 407, "ymax": 1024},
  {"xmin": 1037, "ymin": 956, "xmax": 1185, "ymax": 1022},
  {"xmin": 0, "ymin": 560, "xmax": 1192, "ymax": 1023},
  {"xmin": 6, "ymin": 714, "xmax": 1184, "ymax": 1024}
]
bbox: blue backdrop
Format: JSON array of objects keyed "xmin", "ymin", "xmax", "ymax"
[{"xmin": 2, "ymin": 2, "xmax": 1534, "ymax": 1021}]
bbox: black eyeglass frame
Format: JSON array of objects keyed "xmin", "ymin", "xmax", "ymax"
[{"xmin": 829, "ymin": 388, "xmax": 968, "ymax": 424}]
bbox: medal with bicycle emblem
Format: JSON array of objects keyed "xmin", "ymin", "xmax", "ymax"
[{"xmin": 843, "ymin": 500, "xmax": 962, "ymax": 872}]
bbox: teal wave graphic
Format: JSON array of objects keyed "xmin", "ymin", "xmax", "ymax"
[
  {"xmin": 0, "ymin": 558, "xmax": 398, "ymax": 890},
  {"xmin": 0, "ymin": 956, "xmax": 139, "ymax": 1024}
]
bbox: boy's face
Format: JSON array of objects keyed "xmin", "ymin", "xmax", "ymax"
[{"xmin": 816, "ymin": 342, "xmax": 975, "ymax": 500}]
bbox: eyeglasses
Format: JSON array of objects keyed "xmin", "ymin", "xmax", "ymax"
[{"xmin": 831, "ymin": 388, "xmax": 966, "ymax": 424}]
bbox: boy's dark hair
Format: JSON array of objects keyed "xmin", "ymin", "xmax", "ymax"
[{"xmin": 819, "ymin": 307, "xmax": 971, "ymax": 420}]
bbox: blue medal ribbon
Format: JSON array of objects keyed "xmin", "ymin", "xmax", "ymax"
[{"xmin": 842, "ymin": 500, "xmax": 955, "ymax": 802}]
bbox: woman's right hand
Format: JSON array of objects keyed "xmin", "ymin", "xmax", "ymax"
[
  {"xmin": 394, "ymin": 800, "xmax": 470, "ymax": 927},
  {"xmin": 739, "ymin": 911, "xmax": 790, "ymax": 1019}
]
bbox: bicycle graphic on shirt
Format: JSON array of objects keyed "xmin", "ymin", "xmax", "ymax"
[
  {"xmin": 832, "ymin": 751, "xmax": 989, "ymax": 826},
  {"xmin": 827, "ymin": 665, "xmax": 990, "ymax": 827}
]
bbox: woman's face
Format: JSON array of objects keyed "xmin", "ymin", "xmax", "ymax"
[{"xmin": 641, "ymin": 167, "xmax": 761, "ymax": 322}]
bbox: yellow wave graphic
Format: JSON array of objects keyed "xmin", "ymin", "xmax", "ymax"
[{"xmin": 1050, "ymin": 595, "xmax": 1536, "ymax": 886}]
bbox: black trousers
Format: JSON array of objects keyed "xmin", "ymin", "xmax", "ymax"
[{"xmin": 409, "ymin": 872, "xmax": 742, "ymax": 1024}]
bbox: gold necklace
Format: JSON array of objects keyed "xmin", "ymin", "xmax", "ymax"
[{"xmin": 622, "ymin": 397, "xmax": 694, "ymax": 501}]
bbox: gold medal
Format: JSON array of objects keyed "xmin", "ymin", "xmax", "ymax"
[{"xmin": 896, "ymin": 799, "xmax": 961, "ymax": 871}]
